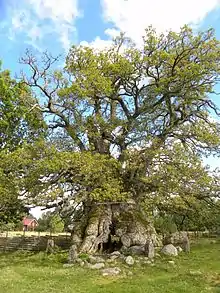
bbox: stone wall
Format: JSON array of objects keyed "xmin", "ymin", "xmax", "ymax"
[{"xmin": 0, "ymin": 235, "xmax": 71, "ymax": 252}]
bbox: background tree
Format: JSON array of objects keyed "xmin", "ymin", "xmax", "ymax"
[
  {"xmin": 0, "ymin": 63, "xmax": 45, "ymax": 225},
  {"xmin": 2, "ymin": 26, "xmax": 220, "ymax": 253},
  {"xmin": 37, "ymin": 211, "xmax": 64, "ymax": 233}
]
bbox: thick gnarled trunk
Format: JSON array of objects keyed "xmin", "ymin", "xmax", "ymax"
[{"xmin": 70, "ymin": 202, "xmax": 157, "ymax": 255}]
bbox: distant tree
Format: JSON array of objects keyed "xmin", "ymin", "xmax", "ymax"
[
  {"xmin": 0, "ymin": 63, "xmax": 45, "ymax": 225},
  {"xmin": 37, "ymin": 212, "xmax": 64, "ymax": 233},
  {"xmin": 154, "ymin": 215, "xmax": 177, "ymax": 235}
]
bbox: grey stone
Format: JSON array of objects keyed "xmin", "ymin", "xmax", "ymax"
[
  {"xmin": 75, "ymin": 258, "xmax": 85, "ymax": 266},
  {"xmin": 68, "ymin": 244, "xmax": 78, "ymax": 263},
  {"xmin": 128, "ymin": 245, "xmax": 145, "ymax": 255},
  {"xmin": 144, "ymin": 260, "xmax": 152, "ymax": 265},
  {"xmin": 102, "ymin": 267, "xmax": 121, "ymax": 276},
  {"xmin": 182, "ymin": 236, "xmax": 190, "ymax": 253},
  {"xmin": 88, "ymin": 255, "xmax": 105, "ymax": 264},
  {"xmin": 63, "ymin": 263, "xmax": 74, "ymax": 268},
  {"xmin": 176, "ymin": 246, "xmax": 183, "ymax": 253},
  {"xmin": 88, "ymin": 262, "xmax": 105, "ymax": 269},
  {"xmin": 145, "ymin": 239, "xmax": 154, "ymax": 259},
  {"xmin": 110, "ymin": 255, "xmax": 119, "ymax": 261},
  {"xmin": 46, "ymin": 239, "xmax": 55, "ymax": 254},
  {"xmin": 161, "ymin": 244, "xmax": 178, "ymax": 256},
  {"xmin": 120, "ymin": 246, "xmax": 129, "ymax": 255},
  {"xmin": 121, "ymin": 234, "xmax": 131, "ymax": 248},
  {"xmin": 110, "ymin": 251, "xmax": 121, "ymax": 260},
  {"xmin": 110, "ymin": 251, "xmax": 121, "ymax": 257},
  {"xmin": 125, "ymin": 256, "xmax": 135, "ymax": 266},
  {"xmin": 106, "ymin": 258, "xmax": 115, "ymax": 263},
  {"xmin": 189, "ymin": 270, "xmax": 202, "ymax": 276},
  {"xmin": 168, "ymin": 260, "xmax": 175, "ymax": 265}
]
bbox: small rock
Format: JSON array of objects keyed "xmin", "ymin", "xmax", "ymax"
[
  {"xmin": 46, "ymin": 239, "xmax": 55, "ymax": 254},
  {"xmin": 88, "ymin": 255, "xmax": 104, "ymax": 264},
  {"xmin": 63, "ymin": 263, "xmax": 74, "ymax": 268},
  {"xmin": 128, "ymin": 245, "xmax": 145, "ymax": 255},
  {"xmin": 88, "ymin": 263, "xmax": 105, "ymax": 270},
  {"xmin": 144, "ymin": 260, "xmax": 152, "ymax": 265},
  {"xmin": 189, "ymin": 270, "xmax": 202, "ymax": 276},
  {"xmin": 110, "ymin": 251, "xmax": 121, "ymax": 257},
  {"xmin": 75, "ymin": 259, "xmax": 85, "ymax": 267},
  {"xmin": 68, "ymin": 244, "xmax": 78, "ymax": 263},
  {"xmin": 121, "ymin": 234, "xmax": 131, "ymax": 248},
  {"xmin": 145, "ymin": 239, "xmax": 155, "ymax": 259},
  {"xmin": 125, "ymin": 256, "xmax": 135, "ymax": 266},
  {"xmin": 176, "ymin": 246, "xmax": 183, "ymax": 253},
  {"xmin": 106, "ymin": 258, "xmax": 115, "ymax": 263},
  {"xmin": 168, "ymin": 260, "xmax": 175, "ymax": 265},
  {"xmin": 75, "ymin": 258, "xmax": 83, "ymax": 264},
  {"xmin": 110, "ymin": 255, "xmax": 119, "ymax": 261},
  {"xmin": 161, "ymin": 244, "xmax": 178, "ymax": 256},
  {"xmin": 102, "ymin": 267, "xmax": 121, "ymax": 276},
  {"xmin": 120, "ymin": 246, "xmax": 129, "ymax": 255},
  {"xmin": 182, "ymin": 236, "xmax": 190, "ymax": 253}
]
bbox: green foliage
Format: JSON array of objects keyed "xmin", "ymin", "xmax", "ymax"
[
  {"xmin": 0, "ymin": 64, "xmax": 46, "ymax": 224},
  {"xmin": 154, "ymin": 215, "xmax": 177, "ymax": 234},
  {"xmin": 0, "ymin": 67, "xmax": 46, "ymax": 151},
  {"xmin": 36, "ymin": 212, "xmax": 64, "ymax": 233},
  {"xmin": 0, "ymin": 222, "xmax": 16, "ymax": 232},
  {"xmin": 1, "ymin": 25, "xmax": 220, "ymax": 228},
  {"xmin": 154, "ymin": 199, "xmax": 220, "ymax": 233}
]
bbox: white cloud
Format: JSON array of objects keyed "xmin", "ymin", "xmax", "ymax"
[
  {"xmin": 79, "ymin": 28, "xmax": 121, "ymax": 50},
  {"xmin": 101, "ymin": 0, "xmax": 220, "ymax": 43},
  {"xmin": 80, "ymin": 36, "xmax": 112, "ymax": 50},
  {"xmin": 9, "ymin": 0, "xmax": 80, "ymax": 52},
  {"xmin": 29, "ymin": 0, "xmax": 79, "ymax": 23}
]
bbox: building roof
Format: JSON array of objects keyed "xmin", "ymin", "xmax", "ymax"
[{"xmin": 23, "ymin": 217, "xmax": 38, "ymax": 226}]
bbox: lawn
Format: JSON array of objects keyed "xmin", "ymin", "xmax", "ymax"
[{"xmin": 0, "ymin": 239, "xmax": 220, "ymax": 293}]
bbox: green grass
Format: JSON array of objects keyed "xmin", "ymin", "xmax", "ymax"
[{"xmin": 0, "ymin": 239, "xmax": 220, "ymax": 293}]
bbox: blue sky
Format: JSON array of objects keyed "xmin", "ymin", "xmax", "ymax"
[
  {"xmin": 1, "ymin": 0, "xmax": 220, "ymax": 171},
  {"xmin": 0, "ymin": 0, "xmax": 219, "ymax": 70}
]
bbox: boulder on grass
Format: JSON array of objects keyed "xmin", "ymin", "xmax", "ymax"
[
  {"xmin": 125, "ymin": 256, "xmax": 135, "ymax": 266},
  {"xmin": 88, "ymin": 262, "xmax": 105, "ymax": 269},
  {"xmin": 161, "ymin": 244, "xmax": 178, "ymax": 256},
  {"xmin": 68, "ymin": 244, "xmax": 78, "ymax": 263},
  {"xmin": 102, "ymin": 267, "xmax": 121, "ymax": 276}
]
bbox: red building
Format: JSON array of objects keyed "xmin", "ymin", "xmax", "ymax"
[{"xmin": 22, "ymin": 217, "xmax": 38, "ymax": 231}]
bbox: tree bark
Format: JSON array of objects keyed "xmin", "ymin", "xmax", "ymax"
[{"xmin": 70, "ymin": 201, "xmax": 157, "ymax": 255}]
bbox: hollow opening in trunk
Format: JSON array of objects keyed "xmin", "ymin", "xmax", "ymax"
[{"xmin": 100, "ymin": 220, "xmax": 123, "ymax": 253}]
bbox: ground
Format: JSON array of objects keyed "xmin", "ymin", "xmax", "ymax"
[{"xmin": 0, "ymin": 238, "xmax": 219, "ymax": 293}]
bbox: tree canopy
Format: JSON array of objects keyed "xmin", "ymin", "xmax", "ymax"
[
  {"xmin": 1, "ymin": 26, "xmax": 220, "ymax": 249},
  {"xmin": 0, "ymin": 65, "xmax": 45, "ymax": 224}
]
